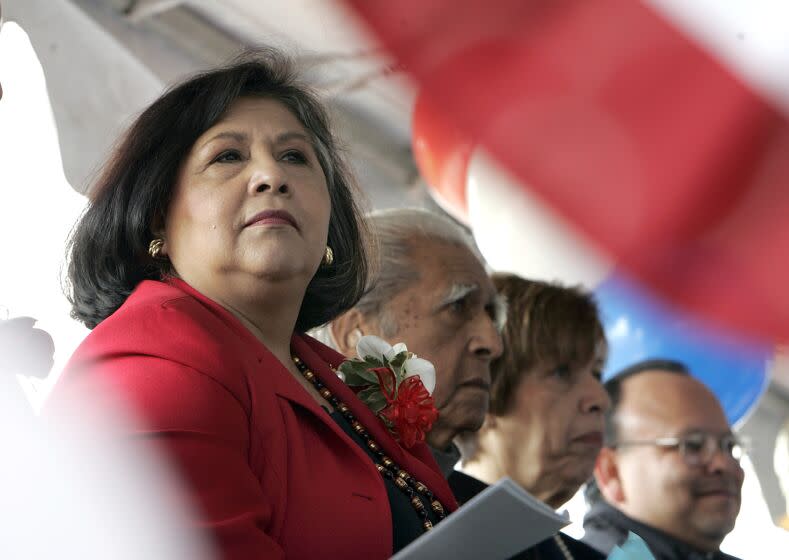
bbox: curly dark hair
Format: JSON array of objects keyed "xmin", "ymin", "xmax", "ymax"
[{"xmin": 67, "ymin": 47, "xmax": 371, "ymax": 331}]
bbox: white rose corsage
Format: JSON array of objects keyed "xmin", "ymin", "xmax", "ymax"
[{"xmin": 338, "ymin": 335, "xmax": 438, "ymax": 448}]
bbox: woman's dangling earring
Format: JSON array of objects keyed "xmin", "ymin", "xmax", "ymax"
[
  {"xmin": 323, "ymin": 245, "xmax": 334, "ymax": 266},
  {"xmin": 148, "ymin": 238, "xmax": 165, "ymax": 259}
]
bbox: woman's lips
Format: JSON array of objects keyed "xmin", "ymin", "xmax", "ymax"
[{"xmin": 245, "ymin": 209, "xmax": 299, "ymax": 230}]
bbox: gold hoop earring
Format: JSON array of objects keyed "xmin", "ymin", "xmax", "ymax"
[
  {"xmin": 148, "ymin": 238, "xmax": 165, "ymax": 259},
  {"xmin": 322, "ymin": 245, "xmax": 334, "ymax": 266}
]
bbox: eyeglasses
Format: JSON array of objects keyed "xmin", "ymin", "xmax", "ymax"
[{"xmin": 612, "ymin": 431, "xmax": 748, "ymax": 467}]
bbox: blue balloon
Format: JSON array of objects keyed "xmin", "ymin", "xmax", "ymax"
[{"xmin": 595, "ymin": 275, "xmax": 771, "ymax": 425}]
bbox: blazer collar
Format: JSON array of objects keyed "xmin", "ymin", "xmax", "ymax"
[{"xmin": 161, "ymin": 278, "xmax": 320, "ymax": 412}]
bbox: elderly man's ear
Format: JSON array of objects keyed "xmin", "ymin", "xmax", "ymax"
[
  {"xmin": 330, "ymin": 309, "xmax": 369, "ymax": 357},
  {"xmin": 594, "ymin": 448, "xmax": 626, "ymax": 505}
]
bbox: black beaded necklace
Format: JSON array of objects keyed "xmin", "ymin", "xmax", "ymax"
[{"xmin": 292, "ymin": 355, "xmax": 447, "ymax": 532}]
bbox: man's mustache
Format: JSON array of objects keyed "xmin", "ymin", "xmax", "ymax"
[{"xmin": 691, "ymin": 478, "xmax": 741, "ymax": 497}]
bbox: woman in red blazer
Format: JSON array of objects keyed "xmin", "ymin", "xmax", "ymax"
[{"xmin": 48, "ymin": 49, "xmax": 456, "ymax": 559}]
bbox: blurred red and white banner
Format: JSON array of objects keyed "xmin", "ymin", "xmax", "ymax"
[{"xmin": 347, "ymin": 0, "xmax": 789, "ymax": 343}]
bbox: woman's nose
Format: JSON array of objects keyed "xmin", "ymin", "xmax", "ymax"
[
  {"xmin": 247, "ymin": 156, "xmax": 290, "ymax": 196},
  {"xmin": 580, "ymin": 373, "xmax": 611, "ymax": 414}
]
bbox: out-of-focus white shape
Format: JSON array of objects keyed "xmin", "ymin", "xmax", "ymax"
[
  {"xmin": 0, "ymin": 21, "xmax": 89, "ymax": 407},
  {"xmin": 720, "ymin": 455, "xmax": 789, "ymax": 557},
  {"xmin": 0, "ymin": 375, "xmax": 213, "ymax": 559},
  {"xmin": 559, "ymin": 487, "xmax": 588, "ymax": 540},
  {"xmin": 646, "ymin": 0, "xmax": 789, "ymax": 116},
  {"xmin": 775, "ymin": 418, "xmax": 789, "ymax": 518},
  {"xmin": 467, "ymin": 149, "xmax": 612, "ymax": 288},
  {"xmin": 3, "ymin": 0, "xmax": 163, "ymax": 191}
]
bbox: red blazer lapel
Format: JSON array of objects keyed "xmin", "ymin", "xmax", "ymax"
[
  {"xmin": 163, "ymin": 279, "xmax": 349, "ymax": 428},
  {"xmin": 296, "ymin": 335, "xmax": 459, "ymax": 513}
]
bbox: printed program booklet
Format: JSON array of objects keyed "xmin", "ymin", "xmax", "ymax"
[{"xmin": 392, "ymin": 477, "xmax": 571, "ymax": 560}]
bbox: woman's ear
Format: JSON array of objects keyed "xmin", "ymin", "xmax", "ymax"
[{"xmin": 594, "ymin": 447, "xmax": 626, "ymax": 505}]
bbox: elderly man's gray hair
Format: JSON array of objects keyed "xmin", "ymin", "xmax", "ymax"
[{"xmin": 313, "ymin": 208, "xmax": 489, "ymax": 345}]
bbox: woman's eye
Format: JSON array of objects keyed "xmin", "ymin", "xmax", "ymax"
[
  {"xmin": 281, "ymin": 149, "xmax": 307, "ymax": 164},
  {"xmin": 213, "ymin": 149, "xmax": 242, "ymax": 163},
  {"xmin": 552, "ymin": 365, "xmax": 572, "ymax": 380},
  {"xmin": 592, "ymin": 369, "xmax": 603, "ymax": 382}
]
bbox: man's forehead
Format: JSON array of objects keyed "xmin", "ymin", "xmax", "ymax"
[
  {"xmin": 618, "ymin": 371, "xmax": 730, "ymax": 435},
  {"xmin": 410, "ymin": 240, "xmax": 492, "ymax": 293}
]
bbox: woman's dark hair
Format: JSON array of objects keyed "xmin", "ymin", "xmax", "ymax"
[
  {"xmin": 488, "ymin": 273, "xmax": 608, "ymax": 415},
  {"xmin": 68, "ymin": 48, "xmax": 370, "ymax": 331}
]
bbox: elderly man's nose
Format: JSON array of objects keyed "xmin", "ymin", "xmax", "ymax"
[{"xmin": 471, "ymin": 314, "xmax": 503, "ymax": 359}]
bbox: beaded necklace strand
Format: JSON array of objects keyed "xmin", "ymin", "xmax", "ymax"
[
  {"xmin": 553, "ymin": 534, "xmax": 574, "ymax": 560},
  {"xmin": 292, "ymin": 356, "xmax": 447, "ymax": 532}
]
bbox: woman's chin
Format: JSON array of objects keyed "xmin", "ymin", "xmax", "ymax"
[
  {"xmin": 242, "ymin": 254, "xmax": 318, "ymax": 283},
  {"xmin": 240, "ymin": 239, "xmax": 319, "ymax": 274}
]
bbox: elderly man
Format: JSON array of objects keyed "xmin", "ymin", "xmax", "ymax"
[
  {"xmin": 322, "ymin": 208, "xmax": 504, "ymax": 474},
  {"xmin": 584, "ymin": 360, "xmax": 745, "ymax": 560}
]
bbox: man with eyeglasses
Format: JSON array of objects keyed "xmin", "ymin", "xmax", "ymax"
[{"xmin": 583, "ymin": 360, "xmax": 745, "ymax": 560}]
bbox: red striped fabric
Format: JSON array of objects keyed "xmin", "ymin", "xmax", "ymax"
[{"xmin": 346, "ymin": 0, "xmax": 789, "ymax": 343}]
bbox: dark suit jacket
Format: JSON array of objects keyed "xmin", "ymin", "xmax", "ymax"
[
  {"xmin": 48, "ymin": 278, "xmax": 457, "ymax": 559},
  {"xmin": 449, "ymin": 470, "xmax": 605, "ymax": 560}
]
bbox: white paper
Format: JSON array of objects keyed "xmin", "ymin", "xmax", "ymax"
[{"xmin": 392, "ymin": 477, "xmax": 570, "ymax": 560}]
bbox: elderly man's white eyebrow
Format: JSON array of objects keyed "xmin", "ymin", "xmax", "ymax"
[{"xmin": 437, "ymin": 283, "xmax": 479, "ymax": 308}]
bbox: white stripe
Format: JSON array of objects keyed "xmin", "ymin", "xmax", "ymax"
[{"xmin": 645, "ymin": 0, "xmax": 789, "ymax": 115}]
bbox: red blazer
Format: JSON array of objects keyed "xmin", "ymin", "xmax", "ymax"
[{"xmin": 50, "ymin": 278, "xmax": 457, "ymax": 559}]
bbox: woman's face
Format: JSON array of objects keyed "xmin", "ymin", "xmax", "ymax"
[
  {"xmin": 163, "ymin": 97, "xmax": 331, "ymax": 302},
  {"xmin": 492, "ymin": 347, "xmax": 610, "ymax": 507}
]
